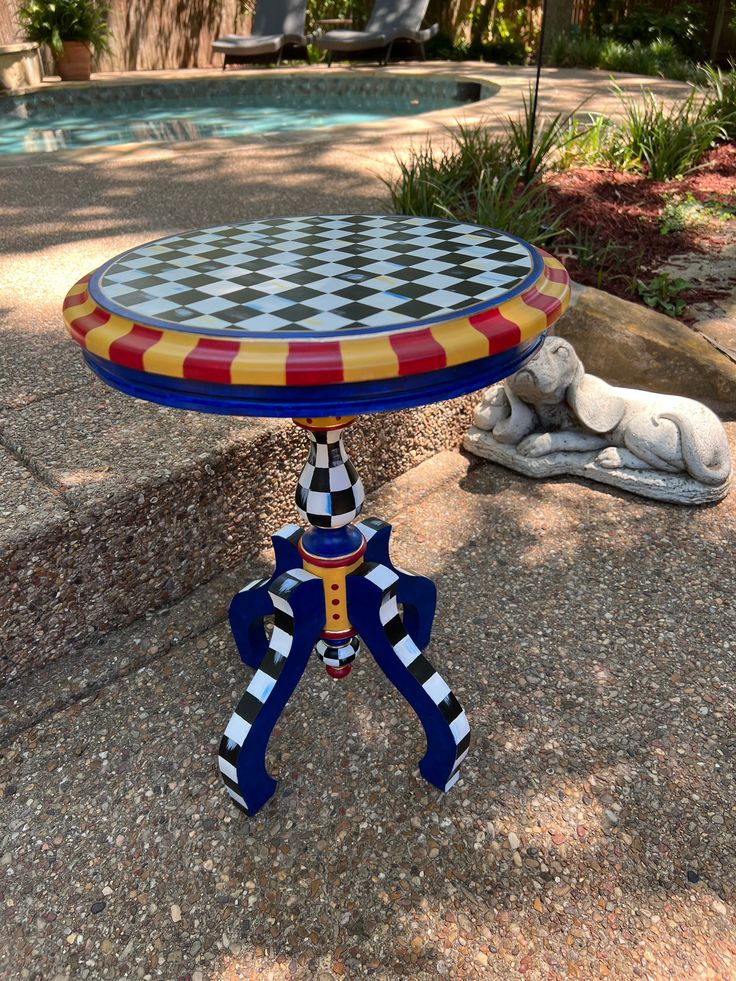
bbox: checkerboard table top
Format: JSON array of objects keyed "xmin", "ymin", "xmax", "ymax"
[
  {"xmin": 90, "ymin": 215, "xmax": 539, "ymax": 337},
  {"xmin": 63, "ymin": 215, "xmax": 571, "ymax": 417}
]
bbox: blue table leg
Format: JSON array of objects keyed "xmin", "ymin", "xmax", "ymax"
[
  {"xmin": 221, "ymin": 420, "xmax": 469, "ymax": 815},
  {"xmin": 346, "ymin": 561, "xmax": 470, "ymax": 793},
  {"xmin": 228, "ymin": 576, "xmax": 273, "ymax": 670},
  {"xmin": 228, "ymin": 523, "xmax": 305, "ymax": 669},
  {"xmin": 218, "ymin": 569, "xmax": 325, "ymax": 816},
  {"xmin": 357, "ymin": 517, "xmax": 437, "ymax": 650}
]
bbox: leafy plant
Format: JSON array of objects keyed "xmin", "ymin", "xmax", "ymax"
[
  {"xmin": 698, "ymin": 61, "xmax": 736, "ymax": 140},
  {"xmin": 17, "ymin": 0, "xmax": 110, "ymax": 56},
  {"xmin": 660, "ymin": 192, "xmax": 736, "ymax": 234},
  {"xmin": 385, "ymin": 139, "xmax": 466, "ymax": 219},
  {"xmin": 609, "ymin": 2, "xmax": 705, "ymax": 60},
  {"xmin": 470, "ymin": 0, "xmax": 538, "ymax": 61},
  {"xmin": 383, "ymin": 108, "xmax": 565, "ymax": 248},
  {"xmin": 584, "ymin": 0, "xmax": 707, "ymax": 60},
  {"xmin": 556, "ymin": 226, "xmax": 636, "ymax": 291},
  {"xmin": 546, "ymin": 30, "xmax": 694, "ymax": 81},
  {"xmin": 554, "ymin": 112, "xmax": 615, "ymax": 170},
  {"xmin": 547, "ymin": 30, "xmax": 605, "ymax": 69},
  {"xmin": 506, "ymin": 93, "xmax": 571, "ymax": 182},
  {"xmin": 634, "ymin": 272, "xmax": 692, "ymax": 317},
  {"xmin": 659, "ymin": 194, "xmax": 706, "ymax": 235},
  {"xmin": 606, "ymin": 86, "xmax": 725, "ymax": 180},
  {"xmin": 472, "ymin": 170, "xmax": 564, "ymax": 248}
]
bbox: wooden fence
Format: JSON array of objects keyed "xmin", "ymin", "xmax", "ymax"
[
  {"xmin": 1, "ymin": 0, "xmax": 732, "ymax": 70},
  {"xmin": 0, "ymin": 0, "xmax": 247, "ymax": 71}
]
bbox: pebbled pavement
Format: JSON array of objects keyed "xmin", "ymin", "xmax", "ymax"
[{"xmin": 1, "ymin": 447, "xmax": 735, "ymax": 980}]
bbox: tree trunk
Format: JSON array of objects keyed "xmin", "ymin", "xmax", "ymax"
[
  {"xmin": 543, "ymin": 0, "xmax": 574, "ymax": 51},
  {"xmin": 710, "ymin": 0, "xmax": 728, "ymax": 61}
]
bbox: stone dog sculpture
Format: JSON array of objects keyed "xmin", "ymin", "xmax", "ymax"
[{"xmin": 464, "ymin": 336, "xmax": 732, "ymax": 504}]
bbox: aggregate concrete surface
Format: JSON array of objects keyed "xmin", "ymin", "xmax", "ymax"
[{"xmin": 1, "ymin": 447, "xmax": 735, "ymax": 981}]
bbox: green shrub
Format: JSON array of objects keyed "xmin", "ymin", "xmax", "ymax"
[
  {"xmin": 505, "ymin": 95, "xmax": 572, "ymax": 182},
  {"xmin": 472, "ymin": 171, "xmax": 563, "ymax": 247},
  {"xmin": 560, "ymin": 85, "xmax": 725, "ymax": 179},
  {"xmin": 547, "ymin": 31, "xmax": 604, "ymax": 69},
  {"xmin": 554, "ymin": 113, "xmax": 615, "ymax": 170},
  {"xmin": 17, "ymin": 0, "xmax": 110, "ymax": 55},
  {"xmin": 609, "ymin": 87, "xmax": 725, "ymax": 179},
  {"xmin": 383, "ymin": 103, "xmax": 566, "ymax": 247},
  {"xmin": 546, "ymin": 30, "xmax": 694, "ymax": 81},
  {"xmin": 610, "ymin": 1, "xmax": 705, "ymax": 60},
  {"xmin": 698, "ymin": 61, "xmax": 736, "ymax": 140},
  {"xmin": 385, "ymin": 140, "xmax": 466, "ymax": 219}
]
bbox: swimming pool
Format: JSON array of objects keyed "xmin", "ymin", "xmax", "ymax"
[{"xmin": 0, "ymin": 73, "xmax": 491, "ymax": 156}]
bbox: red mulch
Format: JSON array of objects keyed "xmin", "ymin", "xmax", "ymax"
[{"xmin": 544, "ymin": 143, "xmax": 736, "ymax": 305}]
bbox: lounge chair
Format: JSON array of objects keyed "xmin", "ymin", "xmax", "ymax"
[
  {"xmin": 212, "ymin": 0, "xmax": 310, "ymax": 68},
  {"xmin": 314, "ymin": 0, "xmax": 438, "ymax": 66}
]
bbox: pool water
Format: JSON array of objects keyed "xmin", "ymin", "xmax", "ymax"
[
  {"xmin": 0, "ymin": 101, "xmax": 405, "ymax": 155},
  {"xmin": 0, "ymin": 76, "xmax": 488, "ymax": 156}
]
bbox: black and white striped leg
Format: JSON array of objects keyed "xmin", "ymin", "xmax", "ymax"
[
  {"xmin": 357, "ymin": 517, "xmax": 437, "ymax": 650},
  {"xmin": 346, "ymin": 562, "xmax": 470, "ymax": 793},
  {"xmin": 219, "ymin": 569, "xmax": 325, "ymax": 817},
  {"xmin": 228, "ymin": 523, "xmax": 304, "ymax": 670},
  {"xmin": 228, "ymin": 576, "xmax": 273, "ymax": 670}
]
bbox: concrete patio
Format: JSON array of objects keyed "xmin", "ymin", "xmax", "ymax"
[{"xmin": 1, "ymin": 447, "xmax": 735, "ymax": 979}]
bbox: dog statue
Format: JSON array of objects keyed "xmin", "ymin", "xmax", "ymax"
[{"xmin": 464, "ymin": 336, "xmax": 732, "ymax": 504}]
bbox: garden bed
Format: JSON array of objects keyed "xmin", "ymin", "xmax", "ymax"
[
  {"xmin": 384, "ymin": 59, "xmax": 736, "ymax": 330},
  {"xmin": 547, "ymin": 143, "xmax": 736, "ymax": 320}
]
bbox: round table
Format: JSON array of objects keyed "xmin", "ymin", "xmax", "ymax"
[{"xmin": 64, "ymin": 214, "xmax": 570, "ymax": 816}]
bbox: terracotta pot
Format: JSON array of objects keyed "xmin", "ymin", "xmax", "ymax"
[{"xmin": 55, "ymin": 41, "xmax": 91, "ymax": 82}]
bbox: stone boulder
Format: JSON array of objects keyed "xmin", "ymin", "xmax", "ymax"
[{"xmin": 554, "ymin": 285, "xmax": 736, "ymax": 417}]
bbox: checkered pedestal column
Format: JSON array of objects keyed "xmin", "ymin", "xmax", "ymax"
[
  {"xmin": 294, "ymin": 416, "xmax": 364, "ymax": 529},
  {"xmin": 294, "ymin": 416, "xmax": 367, "ymax": 679},
  {"xmin": 219, "ymin": 417, "xmax": 470, "ymax": 815}
]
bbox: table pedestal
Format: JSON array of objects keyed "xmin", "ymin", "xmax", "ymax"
[{"xmin": 218, "ymin": 417, "xmax": 471, "ymax": 816}]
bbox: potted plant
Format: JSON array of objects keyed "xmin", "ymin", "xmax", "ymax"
[{"xmin": 17, "ymin": 0, "xmax": 111, "ymax": 82}]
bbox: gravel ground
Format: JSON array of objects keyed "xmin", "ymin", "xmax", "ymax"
[
  {"xmin": 0, "ymin": 396, "xmax": 477, "ymax": 680},
  {"xmin": 1, "ymin": 446, "xmax": 735, "ymax": 980}
]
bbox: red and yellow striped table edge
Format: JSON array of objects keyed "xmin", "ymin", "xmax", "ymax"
[{"xmin": 63, "ymin": 251, "xmax": 570, "ymax": 388}]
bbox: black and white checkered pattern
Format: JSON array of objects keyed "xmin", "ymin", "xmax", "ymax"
[
  {"xmin": 315, "ymin": 636, "xmax": 360, "ymax": 669},
  {"xmin": 355, "ymin": 516, "xmax": 385, "ymax": 541},
  {"xmin": 95, "ymin": 215, "xmax": 535, "ymax": 334},
  {"xmin": 218, "ymin": 567, "xmax": 316, "ymax": 814},
  {"xmin": 360, "ymin": 562, "xmax": 470, "ymax": 791},
  {"xmin": 237, "ymin": 574, "xmax": 270, "ymax": 596},
  {"xmin": 296, "ymin": 427, "xmax": 365, "ymax": 528}
]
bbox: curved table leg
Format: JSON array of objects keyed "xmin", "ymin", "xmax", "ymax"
[
  {"xmin": 229, "ymin": 577, "xmax": 274, "ymax": 669},
  {"xmin": 228, "ymin": 523, "xmax": 305, "ymax": 670},
  {"xmin": 219, "ymin": 569, "xmax": 325, "ymax": 817},
  {"xmin": 357, "ymin": 517, "xmax": 436, "ymax": 650},
  {"xmin": 346, "ymin": 562, "xmax": 470, "ymax": 793}
]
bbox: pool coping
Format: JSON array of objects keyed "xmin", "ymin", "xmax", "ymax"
[{"xmin": 0, "ymin": 65, "xmax": 501, "ymax": 167}]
